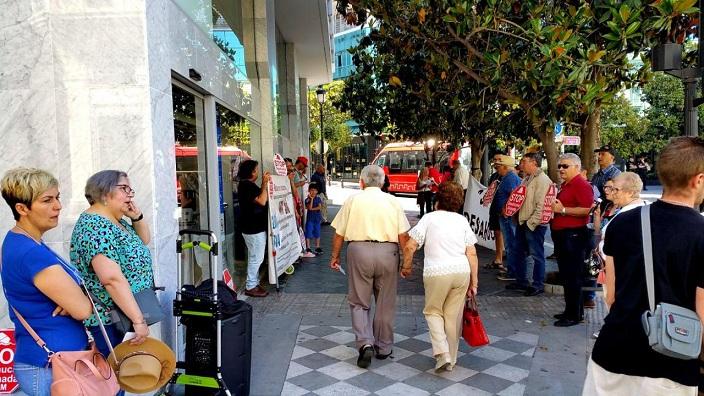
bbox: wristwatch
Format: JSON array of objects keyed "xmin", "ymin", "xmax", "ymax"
[{"xmin": 131, "ymin": 213, "xmax": 144, "ymax": 222}]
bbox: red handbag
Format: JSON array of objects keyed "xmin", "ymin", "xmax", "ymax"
[{"xmin": 462, "ymin": 297, "xmax": 490, "ymax": 347}]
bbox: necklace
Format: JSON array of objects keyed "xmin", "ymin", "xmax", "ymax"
[{"xmin": 14, "ymin": 224, "xmax": 41, "ymax": 243}]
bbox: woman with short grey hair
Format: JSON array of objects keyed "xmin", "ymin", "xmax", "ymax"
[{"xmin": 70, "ymin": 170, "xmax": 154, "ymax": 395}]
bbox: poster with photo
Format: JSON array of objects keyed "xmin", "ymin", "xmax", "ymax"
[{"xmin": 267, "ymin": 174, "xmax": 304, "ymax": 284}]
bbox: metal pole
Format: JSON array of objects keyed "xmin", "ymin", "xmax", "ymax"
[
  {"xmin": 685, "ymin": 78, "xmax": 698, "ymax": 137},
  {"xmin": 319, "ymin": 103, "xmax": 325, "ymax": 167}
]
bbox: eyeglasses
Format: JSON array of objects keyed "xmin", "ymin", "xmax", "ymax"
[
  {"xmin": 603, "ymin": 186, "xmax": 620, "ymax": 193},
  {"xmin": 115, "ymin": 184, "xmax": 135, "ymax": 196},
  {"xmin": 557, "ymin": 164, "xmax": 575, "ymax": 169}
]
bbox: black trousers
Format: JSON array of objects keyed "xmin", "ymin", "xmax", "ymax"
[
  {"xmin": 420, "ymin": 191, "xmax": 433, "ymax": 216},
  {"xmin": 552, "ymin": 226, "xmax": 591, "ymax": 321}
]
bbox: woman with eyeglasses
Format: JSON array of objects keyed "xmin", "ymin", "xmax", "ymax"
[
  {"xmin": 70, "ymin": 170, "xmax": 152, "ymax": 379},
  {"xmin": 594, "ymin": 172, "xmax": 646, "ymax": 283}
]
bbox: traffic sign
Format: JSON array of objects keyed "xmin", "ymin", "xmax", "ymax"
[
  {"xmin": 0, "ymin": 329, "xmax": 18, "ymax": 394},
  {"xmin": 554, "ymin": 122, "xmax": 563, "ymax": 137},
  {"xmin": 562, "ymin": 136, "xmax": 581, "ymax": 146}
]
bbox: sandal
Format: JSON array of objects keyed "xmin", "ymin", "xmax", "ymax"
[{"xmin": 484, "ymin": 261, "xmax": 504, "ymax": 270}]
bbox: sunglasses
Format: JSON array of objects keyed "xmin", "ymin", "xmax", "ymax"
[{"xmin": 557, "ymin": 164, "xmax": 575, "ymax": 169}]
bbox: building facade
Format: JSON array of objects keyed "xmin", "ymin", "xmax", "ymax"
[{"xmin": 0, "ymin": 0, "xmax": 332, "ymax": 352}]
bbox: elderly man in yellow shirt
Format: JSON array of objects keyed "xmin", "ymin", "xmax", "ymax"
[{"xmin": 330, "ymin": 165, "xmax": 411, "ymax": 369}]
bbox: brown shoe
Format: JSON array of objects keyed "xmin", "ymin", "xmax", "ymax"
[
  {"xmin": 257, "ymin": 285, "xmax": 269, "ymax": 296},
  {"xmin": 245, "ymin": 287, "xmax": 268, "ymax": 297},
  {"xmin": 584, "ymin": 299, "xmax": 596, "ymax": 309}
]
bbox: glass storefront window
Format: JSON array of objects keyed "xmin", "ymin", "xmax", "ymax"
[
  {"xmin": 174, "ymin": 0, "xmax": 250, "ymax": 83},
  {"xmin": 173, "ymin": 84, "xmax": 211, "ymax": 284},
  {"xmin": 215, "ymin": 104, "xmax": 252, "ymax": 282}
]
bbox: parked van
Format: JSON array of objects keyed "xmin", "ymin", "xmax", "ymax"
[{"xmin": 372, "ymin": 142, "xmax": 468, "ymax": 194}]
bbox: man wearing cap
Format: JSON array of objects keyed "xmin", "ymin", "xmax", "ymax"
[
  {"xmin": 589, "ymin": 145, "xmax": 621, "ymax": 308},
  {"xmin": 591, "ymin": 145, "xmax": 621, "ymax": 198},
  {"xmin": 493, "ymin": 155, "xmax": 522, "ymax": 282},
  {"xmin": 329, "ymin": 165, "xmax": 410, "ymax": 369}
]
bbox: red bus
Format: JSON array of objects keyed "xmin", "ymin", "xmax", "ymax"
[{"xmin": 371, "ymin": 142, "xmax": 467, "ymax": 195}]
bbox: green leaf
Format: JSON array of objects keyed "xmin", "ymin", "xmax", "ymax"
[
  {"xmin": 674, "ymin": 0, "xmax": 697, "ymax": 13},
  {"xmin": 603, "ymin": 32, "xmax": 620, "ymax": 42},
  {"xmin": 443, "ymin": 14, "xmax": 457, "ymax": 23},
  {"xmin": 619, "ymin": 4, "xmax": 631, "ymax": 23},
  {"xmin": 625, "ymin": 21, "xmax": 641, "ymax": 36}
]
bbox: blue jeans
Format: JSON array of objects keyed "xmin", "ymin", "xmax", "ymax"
[
  {"xmin": 14, "ymin": 362, "xmax": 52, "ymax": 396},
  {"xmin": 499, "ymin": 216, "xmax": 518, "ymax": 277},
  {"xmin": 88, "ymin": 324, "xmax": 125, "ymax": 396},
  {"xmin": 515, "ymin": 224, "xmax": 547, "ymax": 290},
  {"xmin": 242, "ymin": 232, "xmax": 267, "ymax": 290}
]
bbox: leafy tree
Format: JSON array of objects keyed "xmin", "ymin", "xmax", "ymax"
[
  {"xmin": 601, "ymin": 95, "xmax": 651, "ymax": 158},
  {"xmin": 337, "ymin": 0, "xmax": 697, "ymax": 180},
  {"xmin": 308, "ymin": 80, "xmax": 353, "ymax": 166}
]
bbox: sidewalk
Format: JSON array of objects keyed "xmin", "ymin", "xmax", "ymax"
[{"xmin": 243, "ymin": 185, "xmax": 603, "ymax": 395}]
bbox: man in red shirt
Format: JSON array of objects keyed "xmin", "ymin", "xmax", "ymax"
[{"xmin": 551, "ymin": 153, "xmax": 594, "ymax": 327}]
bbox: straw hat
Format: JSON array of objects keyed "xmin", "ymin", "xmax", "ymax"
[{"xmin": 108, "ymin": 337, "xmax": 176, "ymax": 394}]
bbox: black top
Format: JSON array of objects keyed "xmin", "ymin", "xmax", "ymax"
[
  {"xmin": 237, "ymin": 180, "xmax": 268, "ymax": 234},
  {"xmin": 311, "ymin": 172, "xmax": 327, "ymax": 195},
  {"xmin": 592, "ymin": 201, "xmax": 704, "ymax": 386}
]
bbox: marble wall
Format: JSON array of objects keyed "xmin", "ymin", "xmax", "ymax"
[{"xmin": 0, "ymin": 0, "xmax": 318, "ymax": 352}]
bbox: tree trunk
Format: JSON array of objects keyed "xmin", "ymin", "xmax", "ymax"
[
  {"xmin": 470, "ymin": 137, "xmax": 484, "ymax": 181},
  {"xmin": 536, "ymin": 127, "xmax": 559, "ymax": 182},
  {"xmin": 580, "ymin": 105, "xmax": 601, "ymax": 177}
]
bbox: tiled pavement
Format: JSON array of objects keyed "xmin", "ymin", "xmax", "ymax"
[
  {"xmin": 244, "ymin": 185, "xmax": 603, "ymax": 396},
  {"xmin": 282, "ymin": 324, "xmax": 537, "ymax": 396}
]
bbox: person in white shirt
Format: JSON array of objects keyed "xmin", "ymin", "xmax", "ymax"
[
  {"xmin": 401, "ymin": 181, "xmax": 479, "ymax": 372},
  {"xmin": 452, "ymin": 159, "xmax": 469, "ymax": 192}
]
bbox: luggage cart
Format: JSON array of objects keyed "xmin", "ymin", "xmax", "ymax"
[{"xmin": 165, "ymin": 229, "xmax": 231, "ymax": 396}]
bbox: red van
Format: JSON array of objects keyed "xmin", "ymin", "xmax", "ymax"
[{"xmin": 372, "ymin": 142, "xmax": 465, "ymax": 195}]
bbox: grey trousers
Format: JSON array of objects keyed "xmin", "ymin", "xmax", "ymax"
[{"xmin": 347, "ymin": 241, "xmax": 399, "ymax": 354}]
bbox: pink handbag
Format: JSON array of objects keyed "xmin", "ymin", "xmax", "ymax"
[{"xmin": 12, "ymin": 307, "xmax": 120, "ymax": 396}]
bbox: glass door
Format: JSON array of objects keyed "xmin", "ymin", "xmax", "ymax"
[{"xmin": 173, "ymin": 83, "xmax": 210, "ymax": 284}]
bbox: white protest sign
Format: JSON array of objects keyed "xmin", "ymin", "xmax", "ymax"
[
  {"xmin": 267, "ymin": 174, "xmax": 302, "ymax": 284},
  {"xmin": 463, "ymin": 177, "xmax": 497, "ymax": 251}
]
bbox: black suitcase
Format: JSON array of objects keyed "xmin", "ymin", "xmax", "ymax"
[{"xmin": 184, "ymin": 300, "xmax": 252, "ymax": 396}]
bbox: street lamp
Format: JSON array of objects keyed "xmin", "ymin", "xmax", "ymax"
[{"xmin": 316, "ymin": 86, "xmax": 326, "ymax": 167}]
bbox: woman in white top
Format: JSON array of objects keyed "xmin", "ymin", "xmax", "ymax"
[{"xmin": 402, "ymin": 182, "xmax": 479, "ymax": 372}]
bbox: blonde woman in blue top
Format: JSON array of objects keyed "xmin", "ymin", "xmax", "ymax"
[
  {"xmin": 70, "ymin": 170, "xmax": 152, "ymax": 372},
  {"xmin": 1, "ymin": 168, "xmax": 93, "ymax": 396}
]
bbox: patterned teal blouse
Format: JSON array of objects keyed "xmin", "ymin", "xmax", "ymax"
[{"xmin": 70, "ymin": 212, "xmax": 154, "ymax": 327}]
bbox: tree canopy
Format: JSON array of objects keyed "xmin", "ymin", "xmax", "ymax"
[{"xmin": 336, "ymin": 0, "xmax": 697, "ymax": 180}]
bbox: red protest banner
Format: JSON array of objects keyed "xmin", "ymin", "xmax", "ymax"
[
  {"xmin": 481, "ymin": 180, "xmax": 499, "ymax": 207},
  {"xmin": 503, "ymin": 185, "xmax": 527, "ymax": 217},
  {"xmin": 0, "ymin": 329, "xmax": 18, "ymax": 394},
  {"xmin": 541, "ymin": 184, "xmax": 557, "ymax": 224}
]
